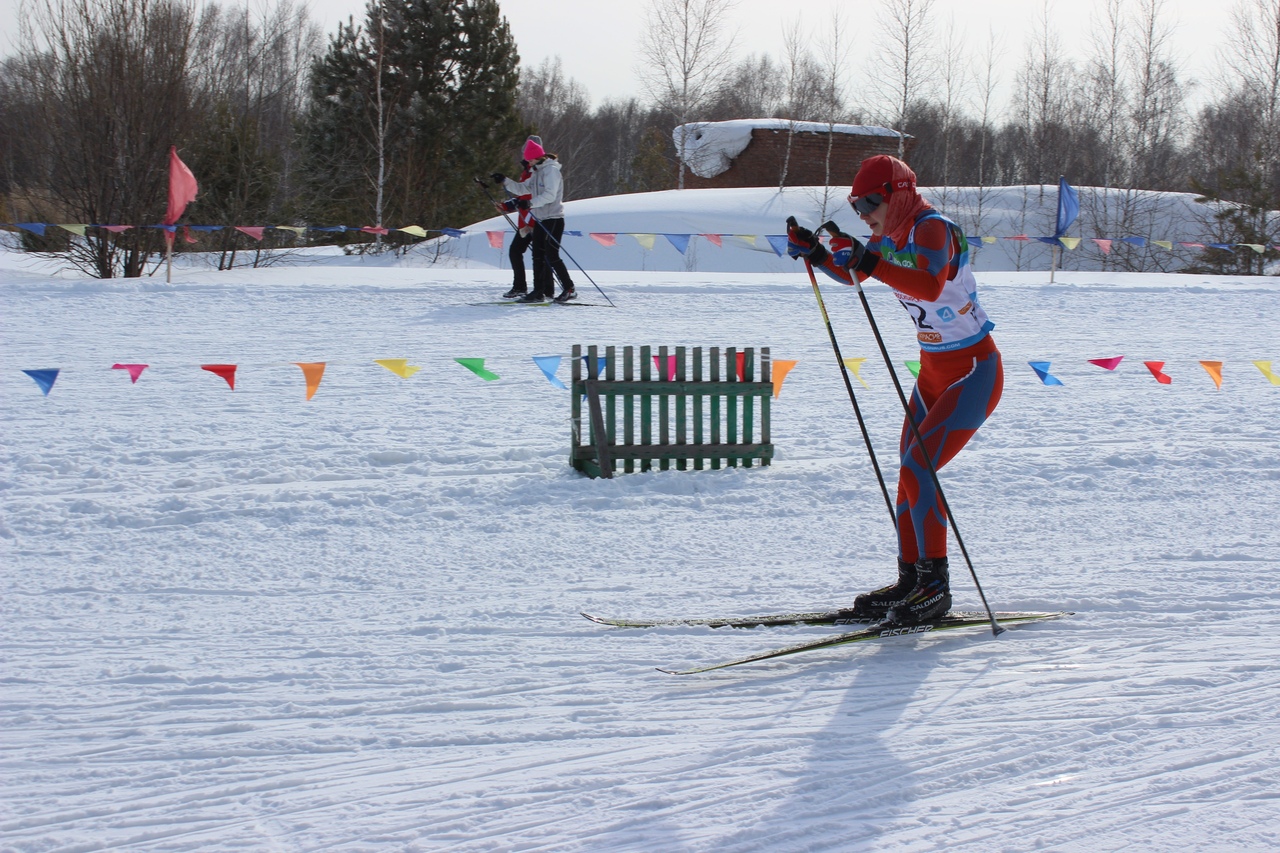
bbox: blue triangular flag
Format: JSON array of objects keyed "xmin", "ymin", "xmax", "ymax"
[
  {"xmin": 533, "ymin": 355, "xmax": 567, "ymax": 390},
  {"xmin": 1028, "ymin": 361, "xmax": 1064, "ymax": 386},
  {"xmin": 1053, "ymin": 176, "xmax": 1079, "ymax": 238},
  {"xmin": 16, "ymin": 223, "xmax": 47, "ymax": 236},
  {"xmin": 1121, "ymin": 236, "xmax": 1147, "ymax": 247},
  {"xmin": 441, "ymin": 228, "xmax": 465, "ymax": 238},
  {"xmin": 663, "ymin": 233, "xmax": 691, "ymax": 254},
  {"xmin": 23, "ymin": 368, "xmax": 60, "ymax": 395},
  {"xmin": 765, "ymin": 234, "xmax": 789, "ymax": 257}
]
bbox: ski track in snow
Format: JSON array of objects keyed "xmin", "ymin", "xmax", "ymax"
[{"xmin": 2, "ymin": 266, "xmax": 1279, "ymax": 851}]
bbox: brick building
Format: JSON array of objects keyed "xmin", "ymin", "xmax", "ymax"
[{"xmin": 674, "ymin": 119, "xmax": 915, "ymax": 190}]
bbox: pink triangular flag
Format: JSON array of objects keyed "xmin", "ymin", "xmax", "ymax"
[
  {"xmin": 1088, "ymin": 356, "xmax": 1124, "ymax": 371},
  {"xmin": 1093, "ymin": 238, "xmax": 1112, "ymax": 254},
  {"xmin": 100, "ymin": 225, "xmax": 132, "ymax": 234},
  {"xmin": 111, "ymin": 363, "xmax": 149, "ymax": 383},
  {"xmin": 652, "ymin": 354, "xmax": 677, "ymax": 380},
  {"xmin": 701, "ymin": 233, "xmax": 723, "ymax": 247},
  {"xmin": 487, "ymin": 231, "xmax": 504, "ymax": 249},
  {"xmin": 590, "ymin": 233, "xmax": 617, "ymax": 247},
  {"xmin": 235, "ymin": 226, "xmax": 265, "ymax": 241},
  {"xmin": 1144, "ymin": 361, "xmax": 1172, "ymax": 384},
  {"xmin": 164, "ymin": 146, "xmax": 199, "ymax": 225}
]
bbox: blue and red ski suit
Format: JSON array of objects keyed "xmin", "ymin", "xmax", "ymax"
[{"xmin": 813, "ymin": 209, "xmax": 1003, "ymax": 562}]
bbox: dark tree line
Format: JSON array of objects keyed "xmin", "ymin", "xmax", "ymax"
[{"xmin": 1, "ymin": 0, "xmax": 1276, "ymax": 276}]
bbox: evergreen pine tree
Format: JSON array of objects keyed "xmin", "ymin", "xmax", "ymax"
[{"xmin": 300, "ymin": 0, "xmax": 524, "ymax": 245}]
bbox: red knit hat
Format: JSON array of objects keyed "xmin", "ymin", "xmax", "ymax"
[{"xmin": 850, "ymin": 155, "xmax": 917, "ymax": 200}]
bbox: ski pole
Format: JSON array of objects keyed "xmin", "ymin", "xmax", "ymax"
[
  {"xmin": 474, "ymin": 177, "xmax": 615, "ymax": 308},
  {"xmin": 790, "ymin": 217, "xmax": 896, "ymax": 530},
  {"xmin": 817, "ymin": 221, "xmax": 1003, "ymax": 637}
]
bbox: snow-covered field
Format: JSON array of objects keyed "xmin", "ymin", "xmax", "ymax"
[{"xmin": 3, "ymin": 223, "xmax": 1280, "ymax": 849}]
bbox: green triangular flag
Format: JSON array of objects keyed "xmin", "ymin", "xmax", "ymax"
[
  {"xmin": 455, "ymin": 358, "xmax": 499, "ymax": 381},
  {"xmin": 905, "ymin": 360, "xmax": 921, "ymax": 378}
]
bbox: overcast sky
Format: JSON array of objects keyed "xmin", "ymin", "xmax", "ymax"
[{"xmin": 0, "ymin": 0, "xmax": 1235, "ymax": 112}]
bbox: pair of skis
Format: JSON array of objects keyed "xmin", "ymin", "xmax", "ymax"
[{"xmin": 583, "ymin": 609, "xmax": 1071, "ymax": 674}]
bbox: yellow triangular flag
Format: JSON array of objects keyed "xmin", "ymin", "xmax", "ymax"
[
  {"xmin": 58, "ymin": 224, "xmax": 88, "ymax": 236},
  {"xmin": 1153, "ymin": 240, "xmax": 1173, "ymax": 250},
  {"xmin": 981, "ymin": 236, "xmax": 998, "ymax": 245},
  {"xmin": 842, "ymin": 357, "xmax": 871, "ymax": 389},
  {"xmin": 398, "ymin": 225, "xmax": 428, "ymax": 238},
  {"xmin": 771, "ymin": 360, "xmax": 798, "ymax": 398},
  {"xmin": 1244, "ymin": 244, "xmax": 1266, "ymax": 254},
  {"xmin": 1059, "ymin": 236, "xmax": 1081, "ymax": 250},
  {"xmin": 376, "ymin": 358, "xmax": 421, "ymax": 378},
  {"xmin": 1200, "ymin": 360, "xmax": 1224, "ymax": 389},
  {"xmin": 1254, "ymin": 360, "xmax": 1280, "ymax": 386},
  {"xmin": 294, "ymin": 362, "xmax": 326, "ymax": 400},
  {"xmin": 735, "ymin": 235, "xmax": 759, "ymax": 248},
  {"xmin": 632, "ymin": 233, "xmax": 657, "ymax": 250},
  {"xmin": 274, "ymin": 226, "xmax": 306, "ymax": 235}
]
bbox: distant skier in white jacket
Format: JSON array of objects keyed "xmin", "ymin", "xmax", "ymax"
[{"xmin": 492, "ymin": 136, "xmax": 576, "ymax": 303}]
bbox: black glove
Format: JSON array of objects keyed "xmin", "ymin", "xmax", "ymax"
[
  {"xmin": 515, "ymin": 198, "xmax": 531, "ymax": 211},
  {"xmin": 820, "ymin": 221, "xmax": 878, "ymax": 276},
  {"xmin": 490, "ymin": 172, "xmax": 506, "ymax": 184},
  {"xmin": 785, "ymin": 219, "xmax": 829, "ymax": 266}
]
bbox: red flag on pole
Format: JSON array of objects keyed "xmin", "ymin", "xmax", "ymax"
[{"xmin": 165, "ymin": 146, "xmax": 198, "ymax": 225}]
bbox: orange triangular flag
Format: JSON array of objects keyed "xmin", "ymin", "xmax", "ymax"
[
  {"xmin": 771, "ymin": 360, "xmax": 797, "ymax": 398},
  {"xmin": 201, "ymin": 364, "xmax": 237, "ymax": 389},
  {"xmin": 1200, "ymin": 360, "xmax": 1223, "ymax": 389},
  {"xmin": 1144, "ymin": 361, "xmax": 1172, "ymax": 384},
  {"xmin": 295, "ymin": 362, "xmax": 326, "ymax": 400}
]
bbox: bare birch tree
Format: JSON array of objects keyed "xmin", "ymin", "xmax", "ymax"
[
  {"xmin": 637, "ymin": 0, "xmax": 738, "ymax": 189},
  {"xmin": 870, "ymin": 0, "xmax": 936, "ymax": 157}
]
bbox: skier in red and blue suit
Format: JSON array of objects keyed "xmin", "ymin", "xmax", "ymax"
[{"xmin": 787, "ymin": 154, "xmax": 1004, "ymax": 626}]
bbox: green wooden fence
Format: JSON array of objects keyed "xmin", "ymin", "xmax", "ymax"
[{"xmin": 570, "ymin": 345, "xmax": 774, "ymax": 479}]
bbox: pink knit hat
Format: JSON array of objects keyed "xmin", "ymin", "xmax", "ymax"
[{"xmin": 522, "ymin": 135, "xmax": 545, "ymax": 161}]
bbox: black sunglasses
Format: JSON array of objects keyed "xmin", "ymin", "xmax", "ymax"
[{"xmin": 848, "ymin": 192, "xmax": 884, "ymax": 216}]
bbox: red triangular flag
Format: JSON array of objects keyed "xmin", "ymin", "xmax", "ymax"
[
  {"xmin": 165, "ymin": 146, "xmax": 198, "ymax": 225},
  {"xmin": 235, "ymin": 226, "xmax": 265, "ymax": 241},
  {"xmin": 202, "ymin": 364, "xmax": 237, "ymax": 389},
  {"xmin": 1088, "ymin": 356, "xmax": 1124, "ymax": 371},
  {"xmin": 1144, "ymin": 361, "xmax": 1172, "ymax": 384}
]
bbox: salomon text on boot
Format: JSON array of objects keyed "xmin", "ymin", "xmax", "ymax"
[{"xmin": 883, "ymin": 557, "xmax": 951, "ymax": 626}]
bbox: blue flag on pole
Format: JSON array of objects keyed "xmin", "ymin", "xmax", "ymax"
[{"xmin": 1054, "ymin": 176, "xmax": 1079, "ymax": 239}]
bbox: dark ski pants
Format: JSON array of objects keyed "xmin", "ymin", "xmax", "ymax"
[
  {"xmin": 508, "ymin": 228, "xmax": 534, "ymax": 290},
  {"xmin": 532, "ymin": 217, "xmax": 573, "ymax": 298}
]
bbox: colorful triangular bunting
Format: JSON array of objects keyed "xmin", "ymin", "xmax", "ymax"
[
  {"xmin": 456, "ymin": 358, "xmax": 499, "ymax": 381},
  {"xmin": 111, "ymin": 363, "xmax": 149, "ymax": 383},
  {"xmin": 375, "ymin": 358, "xmax": 421, "ymax": 378},
  {"xmin": 22, "ymin": 368, "xmax": 59, "ymax": 395},
  {"xmin": 201, "ymin": 364, "xmax": 237, "ymax": 389},
  {"xmin": 295, "ymin": 362, "xmax": 325, "ymax": 400}
]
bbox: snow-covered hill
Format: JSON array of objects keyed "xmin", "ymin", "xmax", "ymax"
[{"xmin": 441, "ymin": 184, "xmax": 1227, "ymax": 274}]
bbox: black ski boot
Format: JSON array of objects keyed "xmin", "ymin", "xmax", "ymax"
[
  {"xmin": 836, "ymin": 559, "xmax": 917, "ymax": 621},
  {"xmin": 883, "ymin": 557, "xmax": 951, "ymax": 626}
]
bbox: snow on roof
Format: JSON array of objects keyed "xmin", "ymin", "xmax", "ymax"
[{"xmin": 673, "ymin": 119, "xmax": 904, "ymax": 179}]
